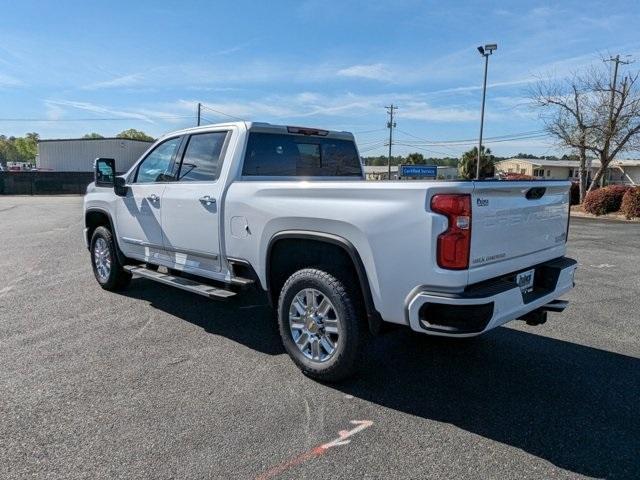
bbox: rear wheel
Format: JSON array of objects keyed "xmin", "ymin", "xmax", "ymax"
[
  {"xmin": 90, "ymin": 226, "xmax": 131, "ymax": 291},
  {"xmin": 277, "ymin": 268, "xmax": 367, "ymax": 382}
]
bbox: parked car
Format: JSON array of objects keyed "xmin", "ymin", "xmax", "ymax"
[{"xmin": 83, "ymin": 122, "xmax": 577, "ymax": 381}]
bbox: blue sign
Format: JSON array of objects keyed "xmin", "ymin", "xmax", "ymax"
[{"xmin": 400, "ymin": 164, "xmax": 437, "ymax": 178}]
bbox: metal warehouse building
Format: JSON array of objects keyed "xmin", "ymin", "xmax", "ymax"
[{"xmin": 37, "ymin": 137, "xmax": 153, "ymax": 172}]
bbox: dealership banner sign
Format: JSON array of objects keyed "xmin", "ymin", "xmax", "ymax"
[{"xmin": 399, "ymin": 165, "xmax": 437, "ymax": 178}]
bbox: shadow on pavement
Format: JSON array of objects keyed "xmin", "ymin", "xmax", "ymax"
[
  {"xmin": 121, "ymin": 278, "xmax": 284, "ymax": 355},
  {"xmin": 339, "ymin": 328, "xmax": 640, "ymax": 480},
  {"xmin": 120, "ymin": 279, "xmax": 638, "ymax": 479}
]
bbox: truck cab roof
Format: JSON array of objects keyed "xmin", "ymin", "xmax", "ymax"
[{"xmin": 156, "ymin": 121, "xmax": 355, "ymax": 142}]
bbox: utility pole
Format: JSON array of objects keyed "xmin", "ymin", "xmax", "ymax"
[
  {"xmin": 476, "ymin": 44, "xmax": 497, "ymax": 180},
  {"xmin": 197, "ymin": 102, "xmax": 202, "ymax": 126},
  {"xmin": 603, "ymin": 55, "xmax": 631, "ymax": 186},
  {"xmin": 386, "ymin": 104, "xmax": 397, "ymax": 180},
  {"xmin": 605, "ymin": 55, "xmax": 631, "ymax": 136}
]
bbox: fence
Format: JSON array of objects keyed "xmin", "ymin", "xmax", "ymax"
[{"xmin": 0, "ymin": 172, "xmax": 95, "ymax": 195}]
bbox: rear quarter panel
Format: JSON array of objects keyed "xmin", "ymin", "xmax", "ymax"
[{"xmin": 224, "ymin": 180, "xmax": 473, "ymax": 324}]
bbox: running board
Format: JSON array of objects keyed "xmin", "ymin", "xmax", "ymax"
[
  {"xmin": 125, "ymin": 266, "xmax": 236, "ymax": 299},
  {"xmin": 229, "ymin": 276, "xmax": 254, "ymax": 287}
]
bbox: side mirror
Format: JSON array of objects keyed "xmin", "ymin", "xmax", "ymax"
[
  {"xmin": 94, "ymin": 158, "xmax": 115, "ymax": 187},
  {"xmin": 114, "ymin": 176, "xmax": 129, "ymax": 197}
]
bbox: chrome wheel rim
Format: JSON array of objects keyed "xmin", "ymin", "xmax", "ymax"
[
  {"xmin": 289, "ymin": 288, "xmax": 340, "ymax": 363},
  {"xmin": 93, "ymin": 237, "xmax": 111, "ymax": 281}
]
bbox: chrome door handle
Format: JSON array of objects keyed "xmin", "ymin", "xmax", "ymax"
[
  {"xmin": 148, "ymin": 194, "xmax": 160, "ymax": 202},
  {"xmin": 199, "ymin": 195, "xmax": 216, "ymax": 205}
]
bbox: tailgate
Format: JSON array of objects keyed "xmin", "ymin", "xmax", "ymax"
[{"xmin": 470, "ymin": 181, "xmax": 570, "ymax": 269}]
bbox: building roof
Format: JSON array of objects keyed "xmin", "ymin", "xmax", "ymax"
[
  {"xmin": 38, "ymin": 137, "xmax": 154, "ymax": 143},
  {"xmin": 364, "ymin": 166, "xmax": 399, "ymax": 173},
  {"xmin": 496, "ymin": 158, "xmax": 640, "ymax": 168}
]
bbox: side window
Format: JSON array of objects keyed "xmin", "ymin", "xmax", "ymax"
[
  {"xmin": 178, "ymin": 132, "xmax": 228, "ymax": 182},
  {"xmin": 135, "ymin": 137, "xmax": 182, "ymax": 183}
]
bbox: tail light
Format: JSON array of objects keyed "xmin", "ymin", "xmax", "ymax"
[{"xmin": 430, "ymin": 194, "xmax": 472, "ymax": 270}]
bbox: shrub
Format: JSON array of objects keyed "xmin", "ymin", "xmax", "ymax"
[
  {"xmin": 583, "ymin": 185, "xmax": 630, "ymax": 215},
  {"xmin": 620, "ymin": 187, "xmax": 640, "ymax": 219},
  {"xmin": 503, "ymin": 173, "xmax": 533, "ymax": 180},
  {"xmin": 570, "ymin": 182, "xmax": 580, "ymax": 205}
]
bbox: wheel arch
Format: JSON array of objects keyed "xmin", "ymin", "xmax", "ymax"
[
  {"xmin": 265, "ymin": 230, "xmax": 383, "ymax": 334},
  {"xmin": 85, "ymin": 208, "xmax": 128, "ymax": 265}
]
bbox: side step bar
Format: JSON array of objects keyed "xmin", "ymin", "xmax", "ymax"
[
  {"xmin": 228, "ymin": 276, "xmax": 255, "ymax": 287},
  {"xmin": 125, "ymin": 266, "xmax": 236, "ymax": 299}
]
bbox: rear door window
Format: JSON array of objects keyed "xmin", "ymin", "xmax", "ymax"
[
  {"xmin": 177, "ymin": 131, "xmax": 228, "ymax": 182},
  {"xmin": 242, "ymin": 133, "xmax": 361, "ymax": 177}
]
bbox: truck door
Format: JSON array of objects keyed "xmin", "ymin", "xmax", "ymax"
[
  {"xmin": 160, "ymin": 130, "xmax": 230, "ymax": 275},
  {"xmin": 116, "ymin": 136, "xmax": 183, "ymax": 261}
]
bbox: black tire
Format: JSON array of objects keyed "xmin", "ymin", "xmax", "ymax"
[
  {"xmin": 90, "ymin": 226, "xmax": 131, "ymax": 291},
  {"xmin": 277, "ymin": 268, "xmax": 367, "ymax": 382}
]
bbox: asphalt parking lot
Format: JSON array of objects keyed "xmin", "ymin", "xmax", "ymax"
[{"xmin": 1, "ymin": 195, "xmax": 639, "ymax": 480}]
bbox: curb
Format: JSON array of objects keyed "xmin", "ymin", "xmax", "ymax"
[{"xmin": 570, "ymin": 210, "xmax": 640, "ymax": 223}]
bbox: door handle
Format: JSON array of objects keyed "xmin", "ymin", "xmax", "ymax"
[
  {"xmin": 199, "ymin": 195, "xmax": 216, "ymax": 206},
  {"xmin": 148, "ymin": 194, "xmax": 160, "ymax": 202}
]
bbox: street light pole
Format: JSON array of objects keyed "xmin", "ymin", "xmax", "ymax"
[{"xmin": 476, "ymin": 44, "xmax": 497, "ymax": 180}]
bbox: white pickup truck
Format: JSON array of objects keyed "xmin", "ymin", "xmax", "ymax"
[{"xmin": 84, "ymin": 121, "xmax": 576, "ymax": 381}]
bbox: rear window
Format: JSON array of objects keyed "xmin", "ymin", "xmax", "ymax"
[{"xmin": 242, "ymin": 132, "xmax": 362, "ymax": 177}]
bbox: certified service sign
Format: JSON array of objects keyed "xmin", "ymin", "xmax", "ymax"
[{"xmin": 399, "ymin": 164, "xmax": 437, "ymax": 178}]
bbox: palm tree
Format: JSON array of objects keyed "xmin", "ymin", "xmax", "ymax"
[{"xmin": 458, "ymin": 146, "xmax": 495, "ymax": 179}]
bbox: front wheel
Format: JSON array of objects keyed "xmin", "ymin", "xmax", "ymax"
[
  {"xmin": 90, "ymin": 226, "xmax": 131, "ymax": 291},
  {"xmin": 277, "ymin": 268, "xmax": 367, "ymax": 382}
]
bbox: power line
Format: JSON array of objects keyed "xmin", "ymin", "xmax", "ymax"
[
  {"xmin": 392, "ymin": 142, "xmax": 459, "ymax": 157},
  {"xmin": 394, "ymin": 129, "xmax": 459, "ymax": 155},
  {"xmin": 358, "ymin": 145, "xmax": 387, "ymax": 152},
  {"xmin": 199, "ymin": 104, "xmax": 245, "ymax": 121},
  {"xmin": 0, "ymin": 115, "xmax": 192, "ymax": 122},
  {"xmin": 353, "ymin": 127, "xmax": 388, "ymax": 134},
  {"xmin": 357, "ymin": 138, "xmax": 388, "ymax": 146},
  {"xmin": 394, "ymin": 129, "xmax": 547, "ymax": 146}
]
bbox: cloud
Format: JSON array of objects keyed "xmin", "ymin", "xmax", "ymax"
[
  {"xmin": 44, "ymin": 100, "xmax": 155, "ymax": 123},
  {"xmin": 174, "ymin": 91, "xmax": 491, "ymax": 124},
  {"xmin": 337, "ymin": 63, "xmax": 392, "ymax": 81},
  {"xmin": 82, "ymin": 73, "xmax": 143, "ymax": 90},
  {"xmin": 0, "ymin": 73, "xmax": 23, "ymax": 87}
]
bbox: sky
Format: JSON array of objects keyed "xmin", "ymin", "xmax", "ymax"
[{"xmin": 1, "ymin": 0, "xmax": 639, "ymax": 158}]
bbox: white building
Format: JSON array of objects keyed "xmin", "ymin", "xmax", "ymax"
[
  {"xmin": 495, "ymin": 158, "xmax": 640, "ymax": 185},
  {"xmin": 37, "ymin": 137, "xmax": 153, "ymax": 172}
]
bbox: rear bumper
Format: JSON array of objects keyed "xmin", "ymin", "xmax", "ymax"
[{"xmin": 407, "ymin": 257, "xmax": 577, "ymax": 337}]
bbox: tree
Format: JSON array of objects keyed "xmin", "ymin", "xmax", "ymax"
[
  {"xmin": 532, "ymin": 58, "xmax": 640, "ymax": 201},
  {"xmin": 83, "ymin": 133, "xmax": 104, "ymax": 139},
  {"xmin": 405, "ymin": 152, "xmax": 425, "ymax": 165},
  {"xmin": 584, "ymin": 62, "xmax": 640, "ymax": 192},
  {"xmin": 14, "ymin": 132, "xmax": 39, "ymax": 162},
  {"xmin": 0, "ymin": 136, "xmax": 19, "ymax": 166},
  {"xmin": 531, "ymin": 73, "xmax": 591, "ymax": 202},
  {"xmin": 116, "ymin": 129, "xmax": 154, "ymax": 141},
  {"xmin": 458, "ymin": 146, "xmax": 495, "ymax": 179}
]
